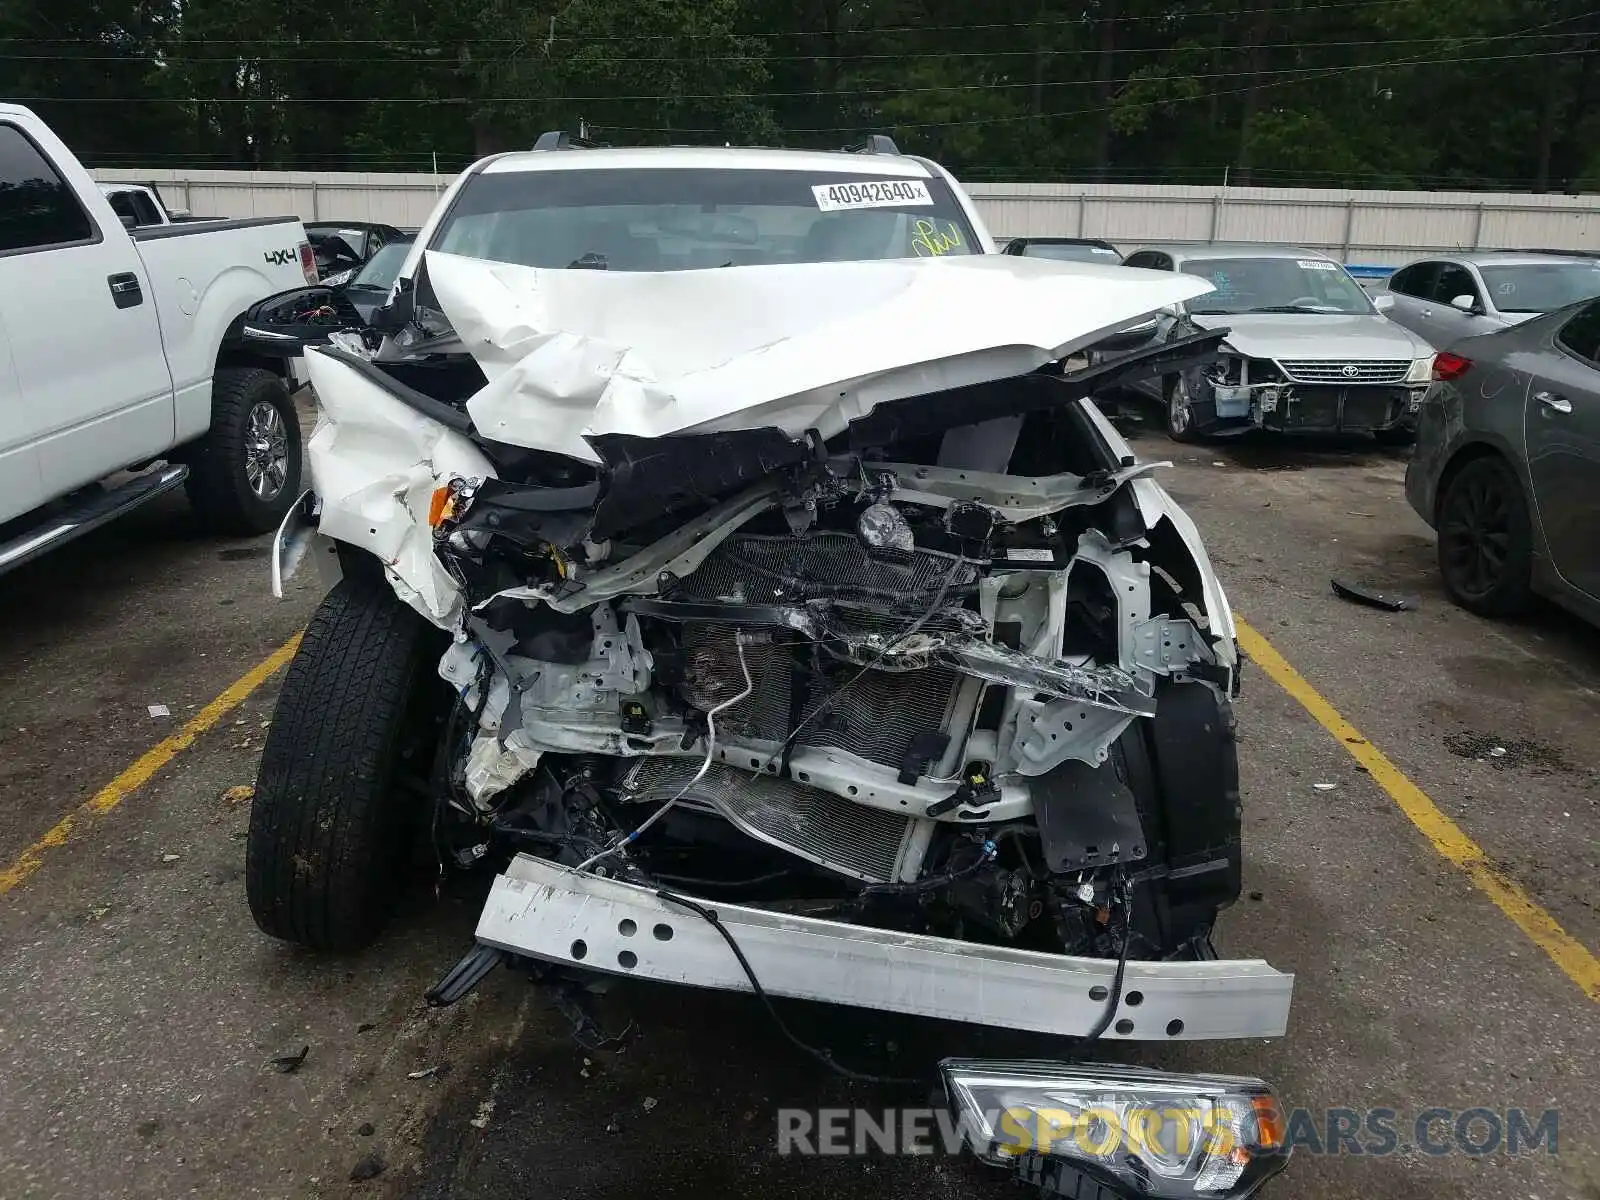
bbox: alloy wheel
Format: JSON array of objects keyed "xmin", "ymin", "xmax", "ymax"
[
  {"xmin": 1168, "ymin": 379, "xmax": 1192, "ymax": 436},
  {"xmin": 244, "ymin": 400, "xmax": 290, "ymax": 502},
  {"xmin": 1440, "ymin": 469, "xmax": 1512, "ymax": 600}
]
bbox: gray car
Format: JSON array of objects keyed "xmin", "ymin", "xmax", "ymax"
[
  {"xmin": 1110, "ymin": 244, "xmax": 1435, "ymax": 441},
  {"xmin": 1406, "ymin": 296, "xmax": 1600, "ymax": 625},
  {"xmin": 1380, "ymin": 251, "xmax": 1600, "ymax": 349}
]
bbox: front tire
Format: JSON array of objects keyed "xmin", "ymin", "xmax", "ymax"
[
  {"xmin": 185, "ymin": 367, "xmax": 302, "ymax": 535},
  {"xmin": 1163, "ymin": 374, "xmax": 1214, "ymax": 443},
  {"xmin": 247, "ymin": 576, "xmax": 443, "ymax": 951},
  {"xmin": 1436, "ymin": 454, "xmax": 1533, "ymax": 616}
]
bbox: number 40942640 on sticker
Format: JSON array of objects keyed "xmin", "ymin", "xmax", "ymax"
[{"xmin": 812, "ymin": 179, "xmax": 933, "ymax": 211}]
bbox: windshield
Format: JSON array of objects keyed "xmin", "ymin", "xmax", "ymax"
[
  {"xmin": 1180, "ymin": 256, "xmax": 1372, "ymax": 315},
  {"xmin": 348, "ymin": 240, "xmax": 412, "ymax": 290},
  {"xmin": 1019, "ymin": 242, "xmax": 1122, "ymax": 264},
  {"xmin": 1479, "ymin": 262, "xmax": 1600, "ymax": 314},
  {"xmin": 431, "ymin": 167, "xmax": 980, "ymax": 271}
]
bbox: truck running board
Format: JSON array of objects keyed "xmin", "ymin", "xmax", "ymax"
[
  {"xmin": 0, "ymin": 464, "xmax": 187, "ymax": 575},
  {"xmin": 475, "ymin": 855, "xmax": 1295, "ymax": 1042}
]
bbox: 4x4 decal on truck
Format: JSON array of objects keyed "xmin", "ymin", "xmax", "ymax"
[{"xmin": 264, "ymin": 247, "xmax": 296, "ymax": 266}]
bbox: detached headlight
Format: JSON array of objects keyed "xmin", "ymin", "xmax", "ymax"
[
  {"xmin": 941, "ymin": 1059, "xmax": 1288, "ymax": 1198},
  {"xmin": 1405, "ymin": 354, "xmax": 1436, "ymax": 383}
]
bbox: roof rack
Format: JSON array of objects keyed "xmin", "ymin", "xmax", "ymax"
[
  {"xmin": 532, "ymin": 130, "xmax": 606, "ymax": 151},
  {"xmin": 843, "ymin": 134, "xmax": 901, "ymax": 155}
]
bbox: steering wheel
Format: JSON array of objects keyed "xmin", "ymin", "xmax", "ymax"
[{"xmin": 1289, "ymin": 295, "xmax": 1322, "ymax": 307}]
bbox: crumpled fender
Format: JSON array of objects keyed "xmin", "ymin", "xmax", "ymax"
[
  {"xmin": 304, "ymin": 348, "xmax": 494, "ymax": 627},
  {"xmin": 1079, "ymin": 400, "xmax": 1238, "ymax": 670}
]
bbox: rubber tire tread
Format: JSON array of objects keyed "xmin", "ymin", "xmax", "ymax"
[
  {"xmin": 185, "ymin": 367, "xmax": 302, "ymax": 535},
  {"xmin": 1436, "ymin": 453, "xmax": 1533, "ymax": 617},
  {"xmin": 246, "ymin": 576, "xmax": 432, "ymax": 951}
]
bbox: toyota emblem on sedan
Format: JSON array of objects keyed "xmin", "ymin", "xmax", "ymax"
[{"xmin": 1341, "ymin": 363, "xmax": 1361, "ymax": 378}]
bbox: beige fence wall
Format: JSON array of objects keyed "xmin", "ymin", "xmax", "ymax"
[{"xmin": 94, "ymin": 167, "xmax": 1600, "ymax": 266}]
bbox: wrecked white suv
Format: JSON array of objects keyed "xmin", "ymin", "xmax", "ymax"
[{"xmin": 248, "ymin": 135, "xmax": 1294, "ymax": 1199}]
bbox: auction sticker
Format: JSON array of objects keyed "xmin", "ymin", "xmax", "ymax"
[
  {"xmin": 1296, "ymin": 259, "xmax": 1337, "ymax": 270},
  {"xmin": 813, "ymin": 179, "xmax": 934, "ymax": 211}
]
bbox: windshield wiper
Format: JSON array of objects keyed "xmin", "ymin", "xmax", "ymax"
[
  {"xmin": 1251, "ymin": 304, "xmax": 1339, "ymax": 314},
  {"xmin": 567, "ymin": 252, "xmax": 609, "ymax": 270}
]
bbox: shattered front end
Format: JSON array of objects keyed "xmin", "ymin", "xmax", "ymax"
[{"xmin": 273, "ymin": 252, "xmax": 1294, "ymax": 1198}]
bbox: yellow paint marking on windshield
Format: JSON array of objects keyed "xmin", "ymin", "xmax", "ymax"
[{"xmin": 911, "ymin": 218, "xmax": 964, "ymax": 257}]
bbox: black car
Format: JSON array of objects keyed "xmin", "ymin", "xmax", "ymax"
[
  {"xmin": 332, "ymin": 236, "xmax": 414, "ymax": 323},
  {"xmin": 1003, "ymin": 237, "xmax": 1124, "ymax": 265},
  {"xmin": 306, "ymin": 221, "xmax": 408, "ymax": 282}
]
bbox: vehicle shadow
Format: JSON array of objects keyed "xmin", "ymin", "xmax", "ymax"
[{"xmin": 0, "ymin": 491, "xmax": 230, "ymax": 653}]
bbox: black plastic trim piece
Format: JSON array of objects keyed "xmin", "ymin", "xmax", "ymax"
[{"xmin": 1032, "ymin": 759, "xmax": 1148, "ymax": 871}]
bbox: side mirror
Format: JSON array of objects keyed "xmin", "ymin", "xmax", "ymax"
[
  {"xmin": 368, "ymin": 275, "xmax": 415, "ymax": 334},
  {"xmin": 239, "ymin": 285, "xmax": 366, "ymax": 356},
  {"xmin": 1373, "ymin": 294, "xmax": 1396, "ymax": 313},
  {"xmin": 1449, "ymin": 294, "xmax": 1480, "ymax": 314}
]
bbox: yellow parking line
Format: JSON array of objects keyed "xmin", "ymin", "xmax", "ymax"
[
  {"xmin": 1236, "ymin": 617, "xmax": 1600, "ymax": 1002},
  {"xmin": 9, "ymin": 610, "xmax": 1595, "ymax": 1005},
  {"xmin": 0, "ymin": 632, "xmax": 302, "ymax": 898}
]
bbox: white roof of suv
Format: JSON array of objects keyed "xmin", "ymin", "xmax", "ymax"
[{"xmin": 482, "ymin": 145, "xmax": 936, "ymax": 176}]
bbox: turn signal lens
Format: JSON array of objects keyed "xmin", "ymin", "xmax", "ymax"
[
  {"xmin": 1251, "ymin": 1095, "xmax": 1286, "ymax": 1151},
  {"xmin": 428, "ymin": 485, "xmax": 451, "ymax": 527},
  {"xmin": 1432, "ymin": 352, "xmax": 1472, "ymax": 382}
]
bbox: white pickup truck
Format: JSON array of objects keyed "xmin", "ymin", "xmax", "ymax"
[{"xmin": 0, "ymin": 105, "xmax": 316, "ymax": 572}]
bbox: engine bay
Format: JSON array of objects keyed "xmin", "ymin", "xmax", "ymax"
[{"xmin": 401, "ymin": 397, "xmax": 1243, "ymax": 964}]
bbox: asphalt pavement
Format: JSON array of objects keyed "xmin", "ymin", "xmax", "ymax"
[{"xmin": 0, "ymin": 409, "xmax": 1595, "ymax": 1200}]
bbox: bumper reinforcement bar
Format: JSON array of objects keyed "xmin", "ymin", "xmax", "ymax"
[{"xmin": 475, "ymin": 856, "xmax": 1294, "ymax": 1041}]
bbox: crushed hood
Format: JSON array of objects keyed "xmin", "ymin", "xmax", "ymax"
[
  {"xmin": 1189, "ymin": 311, "xmax": 1430, "ymax": 361},
  {"xmin": 421, "ymin": 251, "xmax": 1212, "ymax": 463}
]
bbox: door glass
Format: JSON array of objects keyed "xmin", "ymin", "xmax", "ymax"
[
  {"xmin": 0, "ymin": 124, "xmax": 95, "ymax": 252},
  {"xmin": 1555, "ymin": 300, "xmax": 1600, "ymax": 364},
  {"xmin": 1392, "ymin": 263, "xmax": 1438, "ymax": 297},
  {"xmin": 131, "ymin": 192, "xmax": 162, "ymax": 226},
  {"xmin": 105, "ymin": 190, "xmax": 139, "ymax": 225},
  {"xmin": 1431, "ymin": 264, "xmax": 1479, "ymax": 306}
]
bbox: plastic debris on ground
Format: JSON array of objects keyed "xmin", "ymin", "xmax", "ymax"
[
  {"xmin": 147, "ymin": 704, "xmax": 170, "ymax": 718},
  {"xmin": 268, "ymin": 1045, "xmax": 309, "ymax": 1074},
  {"xmin": 1313, "ymin": 782, "xmax": 1337, "ymax": 791},
  {"xmin": 1330, "ymin": 578, "xmax": 1419, "ymax": 612}
]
